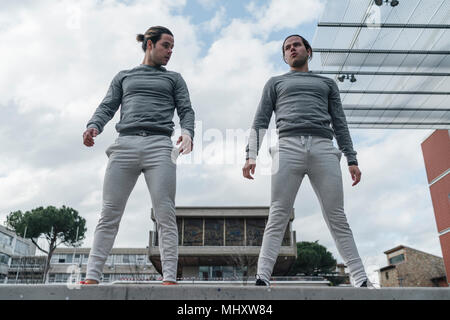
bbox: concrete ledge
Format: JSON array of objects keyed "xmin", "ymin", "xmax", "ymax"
[{"xmin": 0, "ymin": 284, "xmax": 449, "ymax": 300}]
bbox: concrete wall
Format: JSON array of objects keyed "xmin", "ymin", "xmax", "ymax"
[
  {"xmin": 380, "ymin": 267, "xmax": 399, "ymax": 287},
  {"xmin": 1, "ymin": 284, "xmax": 450, "ymax": 300}
]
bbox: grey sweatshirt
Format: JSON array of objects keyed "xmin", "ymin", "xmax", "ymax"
[
  {"xmin": 87, "ymin": 64, "xmax": 195, "ymax": 138},
  {"xmin": 246, "ymin": 71, "xmax": 357, "ymax": 165}
]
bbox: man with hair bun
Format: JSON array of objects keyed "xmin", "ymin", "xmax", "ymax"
[
  {"xmin": 243, "ymin": 34, "xmax": 374, "ymax": 288},
  {"xmin": 82, "ymin": 26, "xmax": 194, "ymax": 285}
]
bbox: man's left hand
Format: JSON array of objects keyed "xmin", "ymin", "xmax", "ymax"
[
  {"xmin": 177, "ymin": 134, "xmax": 193, "ymax": 155},
  {"xmin": 349, "ymin": 165, "xmax": 361, "ymax": 186}
]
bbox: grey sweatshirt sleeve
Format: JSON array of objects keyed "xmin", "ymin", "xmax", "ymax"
[
  {"xmin": 86, "ymin": 72, "xmax": 123, "ymax": 134},
  {"xmin": 245, "ymin": 78, "xmax": 276, "ymax": 160},
  {"xmin": 174, "ymin": 74, "xmax": 195, "ymax": 139},
  {"xmin": 328, "ymin": 79, "xmax": 358, "ymax": 166}
]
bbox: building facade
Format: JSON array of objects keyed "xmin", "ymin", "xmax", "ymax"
[
  {"xmin": 378, "ymin": 245, "xmax": 447, "ymax": 287},
  {"xmin": 7, "ymin": 256, "xmax": 46, "ymax": 284},
  {"xmin": 0, "ymin": 225, "xmax": 36, "ymax": 284},
  {"xmin": 421, "ymin": 129, "xmax": 450, "ymax": 285},
  {"xmin": 148, "ymin": 207, "xmax": 297, "ymax": 280},
  {"xmin": 334, "ymin": 263, "xmax": 351, "ymax": 286},
  {"xmin": 47, "ymin": 248, "xmax": 159, "ymax": 283}
]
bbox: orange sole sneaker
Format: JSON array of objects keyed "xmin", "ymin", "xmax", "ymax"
[{"xmin": 80, "ymin": 280, "xmax": 99, "ymax": 285}]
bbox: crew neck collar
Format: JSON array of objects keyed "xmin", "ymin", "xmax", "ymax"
[
  {"xmin": 140, "ymin": 64, "xmax": 166, "ymax": 71},
  {"xmin": 288, "ymin": 70, "xmax": 312, "ymax": 74}
]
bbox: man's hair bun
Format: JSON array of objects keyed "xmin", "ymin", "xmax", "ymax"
[{"xmin": 136, "ymin": 34, "xmax": 145, "ymax": 42}]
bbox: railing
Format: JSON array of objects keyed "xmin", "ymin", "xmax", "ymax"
[
  {"xmin": 111, "ymin": 276, "xmax": 329, "ymax": 284},
  {"xmin": 8, "ymin": 264, "xmax": 45, "ymax": 270}
]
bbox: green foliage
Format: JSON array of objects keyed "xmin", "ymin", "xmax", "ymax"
[
  {"xmin": 288, "ymin": 241, "xmax": 337, "ymax": 276},
  {"xmin": 5, "ymin": 205, "xmax": 87, "ymax": 253}
]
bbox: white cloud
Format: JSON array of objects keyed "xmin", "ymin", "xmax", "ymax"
[
  {"xmin": 196, "ymin": 0, "xmax": 220, "ymax": 10},
  {"xmin": 201, "ymin": 6, "xmax": 226, "ymax": 32},
  {"xmin": 0, "ymin": 0, "xmax": 197, "ymax": 115},
  {"xmin": 247, "ymin": 0, "xmax": 324, "ymax": 34}
]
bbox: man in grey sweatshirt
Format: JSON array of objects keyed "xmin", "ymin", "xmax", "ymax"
[
  {"xmin": 82, "ymin": 26, "xmax": 194, "ymax": 285},
  {"xmin": 243, "ymin": 35, "xmax": 372, "ymax": 288}
]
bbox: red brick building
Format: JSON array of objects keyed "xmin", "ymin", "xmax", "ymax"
[{"xmin": 421, "ymin": 130, "xmax": 450, "ymax": 286}]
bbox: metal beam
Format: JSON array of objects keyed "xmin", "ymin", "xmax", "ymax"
[
  {"xmin": 348, "ymin": 122, "xmax": 450, "ymax": 126},
  {"xmin": 318, "ymin": 22, "xmax": 450, "ymax": 29},
  {"xmin": 314, "ymin": 49, "xmax": 450, "ymax": 55},
  {"xmin": 340, "ymin": 90, "xmax": 450, "ymax": 95},
  {"xmin": 311, "ymin": 70, "xmax": 450, "ymax": 77},
  {"xmin": 343, "ymin": 107, "xmax": 450, "ymax": 111}
]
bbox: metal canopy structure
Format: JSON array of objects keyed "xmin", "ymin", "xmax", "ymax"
[{"xmin": 310, "ymin": 0, "xmax": 450, "ymax": 129}]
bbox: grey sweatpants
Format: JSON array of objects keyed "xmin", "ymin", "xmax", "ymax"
[
  {"xmin": 257, "ymin": 136, "xmax": 367, "ymax": 286},
  {"xmin": 86, "ymin": 135, "xmax": 179, "ymax": 282}
]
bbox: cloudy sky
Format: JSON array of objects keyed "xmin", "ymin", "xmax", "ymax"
[{"xmin": 0, "ymin": 0, "xmax": 442, "ymax": 285}]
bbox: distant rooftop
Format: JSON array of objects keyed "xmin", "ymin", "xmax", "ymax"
[
  {"xmin": 151, "ymin": 206, "xmax": 294, "ymax": 219},
  {"xmin": 383, "ymin": 244, "xmax": 443, "ymax": 259}
]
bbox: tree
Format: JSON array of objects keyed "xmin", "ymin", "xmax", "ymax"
[
  {"xmin": 5, "ymin": 205, "xmax": 87, "ymax": 283},
  {"xmin": 287, "ymin": 241, "xmax": 337, "ymax": 276}
]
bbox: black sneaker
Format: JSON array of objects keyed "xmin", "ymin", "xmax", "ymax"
[
  {"xmin": 359, "ymin": 279, "xmax": 375, "ymax": 289},
  {"xmin": 255, "ymin": 275, "xmax": 269, "ymax": 286}
]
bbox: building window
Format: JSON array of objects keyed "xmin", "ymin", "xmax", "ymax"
[
  {"xmin": 183, "ymin": 218, "xmax": 203, "ymax": 246},
  {"xmin": 114, "ymin": 255, "xmax": 124, "ymax": 264},
  {"xmin": 136, "ymin": 255, "xmax": 147, "ymax": 265},
  {"xmin": 106, "ymin": 255, "xmax": 113, "ymax": 265},
  {"xmin": 73, "ymin": 254, "xmax": 81, "ymax": 264},
  {"xmin": 204, "ymin": 219, "xmax": 224, "ymax": 246},
  {"xmin": 246, "ymin": 219, "xmax": 265, "ymax": 246},
  {"xmin": 51, "ymin": 254, "xmax": 70, "ymax": 264},
  {"xmin": 0, "ymin": 232, "xmax": 13, "ymax": 248},
  {"xmin": 50, "ymin": 254, "xmax": 59, "ymax": 264},
  {"xmin": 389, "ymin": 254, "xmax": 405, "ymax": 265},
  {"xmin": 14, "ymin": 240, "xmax": 30, "ymax": 256},
  {"xmin": 54, "ymin": 273, "xmax": 68, "ymax": 283},
  {"xmin": 199, "ymin": 266, "xmax": 209, "ymax": 280},
  {"xmin": 198, "ymin": 266, "xmax": 247, "ymax": 280},
  {"xmin": 58, "ymin": 255, "xmax": 67, "ymax": 263},
  {"xmin": 385, "ymin": 272, "xmax": 389, "ymax": 280},
  {"xmin": 177, "ymin": 218, "xmax": 183, "ymax": 245},
  {"xmin": 0, "ymin": 253, "xmax": 10, "ymax": 265},
  {"xmin": 225, "ymin": 219, "xmax": 244, "ymax": 246}
]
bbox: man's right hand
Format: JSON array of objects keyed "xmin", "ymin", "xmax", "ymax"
[
  {"xmin": 242, "ymin": 159, "xmax": 256, "ymax": 180},
  {"xmin": 83, "ymin": 128, "xmax": 99, "ymax": 147}
]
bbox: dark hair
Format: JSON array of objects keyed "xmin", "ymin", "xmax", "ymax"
[
  {"xmin": 282, "ymin": 34, "xmax": 313, "ymax": 62},
  {"xmin": 136, "ymin": 26, "xmax": 173, "ymax": 52}
]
